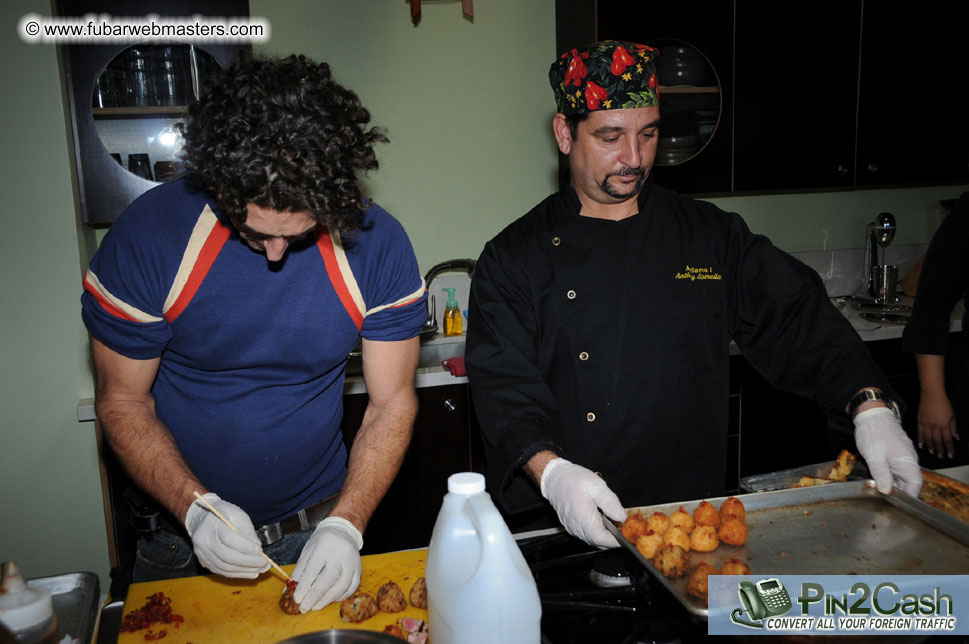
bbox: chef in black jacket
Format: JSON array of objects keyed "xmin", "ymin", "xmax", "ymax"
[{"xmin": 466, "ymin": 40, "xmax": 922, "ymax": 548}]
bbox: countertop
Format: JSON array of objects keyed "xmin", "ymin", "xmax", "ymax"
[
  {"xmin": 833, "ymin": 295, "xmax": 964, "ymax": 343},
  {"xmin": 935, "ymin": 464, "xmax": 969, "ymax": 485}
]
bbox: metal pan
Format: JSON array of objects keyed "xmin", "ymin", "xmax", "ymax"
[
  {"xmin": 740, "ymin": 460, "xmax": 871, "ymax": 493},
  {"xmin": 276, "ymin": 630, "xmax": 404, "ymax": 643},
  {"xmin": 27, "ymin": 571, "xmax": 100, "ymax": 644},
  {"xmin": 604, "ymin": 481, "xmax": 969, "ymax": 619}
]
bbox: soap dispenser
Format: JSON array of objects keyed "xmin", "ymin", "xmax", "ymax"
[{"xmin": 442, "ymin": 288, "xmax": 463, "ymax": 337}]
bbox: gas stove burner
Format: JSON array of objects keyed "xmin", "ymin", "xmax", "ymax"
[
  {"xmin": 851, "ymin": 301, "xmax": 910, "ymax": 313},
  {"xmin": 588, "ymin": 551, "xmax": 634, "ymax": 588}
]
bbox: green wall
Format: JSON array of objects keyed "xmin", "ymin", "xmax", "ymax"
[
  {"xmin": 249, "ymin": 0, "xmax": 561, "ymax": 272},
  {"xmin": 0, "ymin": 0, "xmax": 108, "ymax": 586},
  {"xmin": 0, "ymin": 0, "xmax": 965, "ymax": 593}
]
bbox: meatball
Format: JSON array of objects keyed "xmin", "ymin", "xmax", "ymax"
[
  {"xmin": 635, "ymin": 530, "xmax": 663, "ymax": 559},
  {"xmin": 719, "ymin": 496, "xmax": 746, "ymax": 523},
  {"xmin": 721, "ymin": 558, "xmax": 751, "ymax": 575},
  {"xmin": 377, "ymin": 581, "xmax": 407, "ymax": 613},
  {"xmin": 693, "ymin": 501, "xmax": 720, "ymax": 528},
  {"xmin": 409, "ymin": 576, "xmax": 427, "ymax": 609},
  {"xmin": 690, "ymin": 524, "xmax": 720, "ymax": 552},
  {"xmin": 669, "ymin": 506, "xmax": 694, "ymax": 533},
  {"xmin": 340, "ymin": 592, "xmax": 379, "ymax": 623},
  {"xmin": 662, "ymin": 526, "xmax": 691, "ymax": 551},
  {"xmin": 719, "ymin": 517, "xmax": 748, "ymax": 546},
  {"xmin": 646, "ymin": 511, "xmax": 669, "ymax": 535},
  {"xmin": 279, "ymin": 580, "xmax": 300, "ymax": 615},
  {"xmin": 620, "ymin": 512, "xmax": 648, "ymax": 543},
  {"xmin": 652, "ymin": 544, "xmax": 690, "ymax": 579},
  {"xmin": 686, "ymin": 562, "xmax": 720, "ymax": 601}
]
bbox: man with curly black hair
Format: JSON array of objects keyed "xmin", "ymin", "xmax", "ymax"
[{"xmin": 81, "ymin": 54, "xmax": 427, "ymax": 613}]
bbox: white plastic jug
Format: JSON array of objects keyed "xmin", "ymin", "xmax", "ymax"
[
  {"xmin": 425, "ymin": 472, "xmax": 541, "ymax": 644},
  {"xmin": 0, "ymin": 562, "xmax": 57, "ymax": 644}
]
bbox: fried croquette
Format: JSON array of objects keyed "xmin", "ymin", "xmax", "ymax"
[
  {"xmin": 719, "ymin": 496, "xmax": 746, "ymax": 523},
  {"xmin": 662, "ymin": 526, "xmax": 691, "ymax": 551},
  {"xmin": 718, "ymin": 517, "xmax": 748, "ymax": 546},
  {"xmin": 669, "ymin": 506, "xmax": 694, "ymax": 533},
  {"xmin": 377, "ymin": 581, "xmax": 407, "ymax": 613},
  {"xmin": 620, "ymin": 511, "xmax": 648, "ymax": 543},
  {"xmin": 686, "ymin": 562, "xmax": 720, "ymax": 601},
  {"xmin": 690, "ymin": 524, "xmax": 720, "ymax": 552},
  {"xmin": 635, "ymin": 530, "xmax": 663, "ymax": 559},
  {"xmin": 721, "ymin": 558, "xmax": 751, "ymax": 575},
  {"xmin": 829, "ymin": 449, "xmax": 856, "ymax": 482},
  {"xmin": 408, "ymin": 576, "xmax": 427, "ymax": 609},
  {"xmin": 793, "ymin": 475, "xmax": 832, "ymax": 488},
  {"xmin": 340, "ymin": 592, "xmax": 379, "ymax": 623},
  {"xmin": 652, "ymin": 544, "xmax": 690, "ymax": 578},
  {"xmin": 646, "ymin": 511, "xmax": 669, "ymax": 535},
  {"xmin": 693, "ymin": 501, "xmax": 720, "ymax": 528}
]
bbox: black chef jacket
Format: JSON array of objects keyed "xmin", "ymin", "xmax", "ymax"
[
  {"xmin": 466, "ymin": 179, "xmax": 893, "ymax": 515},
  {"xmin": 901, "ymin": 191, "xmax": 968, "ymax": 357}
]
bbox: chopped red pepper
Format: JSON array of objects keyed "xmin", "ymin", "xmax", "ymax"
[{"xmin": 120, "ymin": 592, "xmax": 184, "ymax": 640}]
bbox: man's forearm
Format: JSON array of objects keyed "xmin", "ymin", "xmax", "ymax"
[
  {"xmin": 330, "ymin": 392, "xmax": 417, "ymax": 535},
  {"xmin": 97, "ymin": 399, "xmax": 205, "ymax": 523}
]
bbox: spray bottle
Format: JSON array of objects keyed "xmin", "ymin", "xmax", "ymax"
[{"xmin": 442, "ymin": 288, "xmax": 463, "ymax": 337}]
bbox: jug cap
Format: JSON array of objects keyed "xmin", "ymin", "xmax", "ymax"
[
  {"xmin": 448, "ymin": 472, "xmax": 485, "ymax": 495},
  {"xmin": 0, "ymin": 561, "xmax": 54, "ymax": 633}
]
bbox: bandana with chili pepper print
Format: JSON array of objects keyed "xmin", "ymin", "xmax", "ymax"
[{"xmin": 549, "ymin": 40, "xmax": 660, "ymax": 115}]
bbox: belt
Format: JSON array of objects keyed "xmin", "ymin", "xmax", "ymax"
[{"xmin": 255, "ymin": 493, "xmax": 340, "ymax": 547}]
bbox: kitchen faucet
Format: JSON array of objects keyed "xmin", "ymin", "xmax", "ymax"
[{"xmin": 420, "ymin": 258, "xmax": 476, "ymax": 340}]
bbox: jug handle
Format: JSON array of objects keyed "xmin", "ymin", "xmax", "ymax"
[{"xmin": 467, "ymin": 493, "xmax": 523, "ymax": 574}]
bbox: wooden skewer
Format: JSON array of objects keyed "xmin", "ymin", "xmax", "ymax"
[{"xmin": 193, "ymin": 491, "xmax": 291, "ymax": 581}]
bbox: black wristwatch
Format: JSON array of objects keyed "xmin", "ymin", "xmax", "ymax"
[{"xmin": 847, "ymin": 389, "xmax": 901, "ymax": 422}]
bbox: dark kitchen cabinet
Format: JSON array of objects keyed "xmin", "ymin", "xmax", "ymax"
[
  {"xmin": 558, "ymin": 1, "xmax": 969, "ymax": 195},
  {"xmin": 738, "ymin": 334, "xmax": 969, "ymax": 480},
  {"xmin": 856, "ymin": 5, "xmax": 969, "ymax": 186},
  {"xmin": 733, "ymin": 1, "xmax": 861, "ymax": 191},
  {"xmin": 341, "ymin": 384, "xmax": 479, "ymax": 554},
  {"xmin": 55, "ymin": 0, "xmax": 250, "ymax": 225},
  {"xmin": 735, "ymin": 2, "xmax": 969, "ymax": 191},
  {"xmin": 737, "ymin": 357, "xmax": 852, "ymax": 480}
]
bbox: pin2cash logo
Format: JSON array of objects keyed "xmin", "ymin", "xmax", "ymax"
[{"xmin": 730, "ymin": 579, "xmax": 956, "ymax": 632}]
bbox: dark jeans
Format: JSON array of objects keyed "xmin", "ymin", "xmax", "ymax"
[{"xmin": 132, "ymin": 528, "xmax": 313, "ymax": 583}]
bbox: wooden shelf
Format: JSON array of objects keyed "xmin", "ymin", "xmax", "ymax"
[
  {"xmin": 658, "ymin": 85, "xmax": 720, "ymax": 94},
  {"xmin": 93, "ymin": 105, "xmax": 189, "ymax": 118}
]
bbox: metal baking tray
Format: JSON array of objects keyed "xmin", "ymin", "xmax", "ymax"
[
  {"xmin": 604, "ymin": 481, "xmax": 969, "ymax": 620},
  {"xmin": 27, "ymin": 571, "xmax": 101, "ymax": 644},
  {"xmin": 740, "ymin": 460, "xmax": 871, "ymax": 492}
]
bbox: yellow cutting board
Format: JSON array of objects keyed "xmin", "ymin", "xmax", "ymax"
[{"xmin": 117, "ymin": 549, "xmax": 428, "ymax": 643}]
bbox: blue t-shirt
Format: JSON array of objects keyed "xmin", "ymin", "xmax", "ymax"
[{"xmin": 82, "ymin": 178, "xmax": 426, "ymax": 524}]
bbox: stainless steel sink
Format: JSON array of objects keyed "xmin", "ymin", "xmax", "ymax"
[{"xmin": 344, "ymin": 336, "xmax": 465, "ymax": 378}]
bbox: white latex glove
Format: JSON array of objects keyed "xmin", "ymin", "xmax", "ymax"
[
  {"xmin": 540, "ymin": 458, "xmax": 627, "ymax": 549},
  {"xmin": 184, "ymin": 492, "xmax": 270, "ymax": 578},
  {"xmin": 291, "ymin": 516, "xmax": 363, "ymax": 612},
  {"xmin": 854, "ymin": 407, "xmax": 922, "ymax": 496}
]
